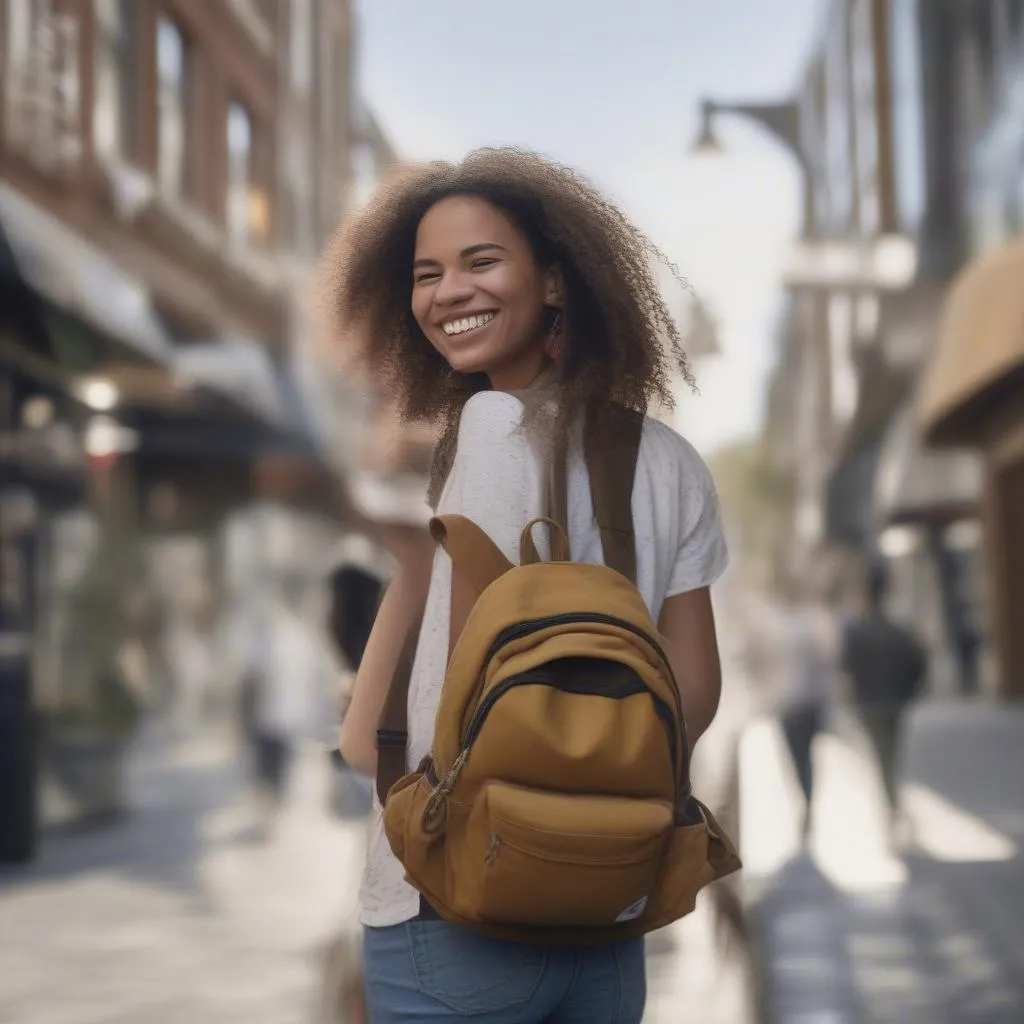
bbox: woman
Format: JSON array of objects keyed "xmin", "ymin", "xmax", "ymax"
[{"xmin": 329, "ymin": 149, "xmax": 728, "ymax": 1022}]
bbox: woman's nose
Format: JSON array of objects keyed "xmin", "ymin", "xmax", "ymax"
[{"xmin": 433, "ymin": 269, "xmax": 475, "ymax": 306}]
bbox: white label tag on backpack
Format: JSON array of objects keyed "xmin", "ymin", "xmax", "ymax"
[{"xmin": 615, "ymin": 896, "xmax": 648, "ymax": 922}]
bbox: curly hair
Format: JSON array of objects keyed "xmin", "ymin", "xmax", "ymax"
[{"xmin": 323, "ymin": 147, "xmax": 696, "ymax": 507}]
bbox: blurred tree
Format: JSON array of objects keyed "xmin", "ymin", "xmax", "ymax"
[
  {"xmin": 708, "ymin": 437, "xmax": 796, "ymax": 584},
  {"xmin": 55, "ymin": 463, "xmax": 146, "ymax": 739}
]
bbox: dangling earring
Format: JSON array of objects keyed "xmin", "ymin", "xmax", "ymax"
[{"xmin": 544, "ymin": 308, "xmax": 565, "ymax": 360}]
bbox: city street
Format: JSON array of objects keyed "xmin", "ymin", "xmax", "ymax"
[
  {"xmin": 5, "ymin": 691, "xmax": 1022, "ymax": 1024},
  {"xmin": 0, "ymin": 734, "xmax": 367, "ymax": 1024},
  {"xmin": 644, "ymin": 643, "xmax": 758, "ymax": 1024},
  {"xmin": 3, "ymin": 725, "xmax": 753, "ymax": 1024},
  {"xmin": 2, "ymin": 3, "xmax": 1022, "ymax": 1024},
  {"xmin": 742, "ymin": 702, "xmax": 1024, "ymax": 1024},
  {"xmin": 1, "ymin": 658, "xmax": 759, "ymax": 1024}
]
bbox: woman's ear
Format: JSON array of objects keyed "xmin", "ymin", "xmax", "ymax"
[{"xmin": 544, "ymin": 265, "xmax": 565, "ymax": 306}]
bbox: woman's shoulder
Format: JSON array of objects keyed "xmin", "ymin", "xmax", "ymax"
[
  {"xmin": 457, "ymin": 390, "xmax": 526, "ymax": 439},
  {"xmin": 452, "ymin": 397, "xmax": 714, "ymax": 489},
  {"xmin": 439, "ymin": 391, "xmax": 536, "ymax": 510},
  {"xmin": 462, "ymin": 389, "xmax": 526, "ymax": 418},
  {"xmin": 638, "ymin": 415, "xmax": 715, "ymax": 491}
]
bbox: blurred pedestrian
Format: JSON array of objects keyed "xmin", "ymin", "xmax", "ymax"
[
  {"xmin": 325, "ymin": 534, "xmax": 387, "ymax": 813},
  {"xmin": 776, "ymin": 574, "xmax": 838, "ymax": 843},
  {"xmin": 317, "ymin": 536, "xmax": 389, "ymax": 1024},
  {"xmin": 242, "ymin": 575, "xmax": 336, "ymax": 834},
  {"xmin": 164, "ymin": 585, "xmax": 217, "ymax": 738},
  {"xmin": 841, "ymin": 563, "xmax": 927, "ymax": 838},
  {"xmin": 326, "ymin": 535, "xmax": 387, "ymax": 692},
  {"xmin": 328, "ymin": 149, "xmax": 730, "ymax": 1022}
]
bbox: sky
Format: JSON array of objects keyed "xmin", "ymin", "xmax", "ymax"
[{"xmin": 354, "ymin": 0, "xmax": 825, "ymax": 454}]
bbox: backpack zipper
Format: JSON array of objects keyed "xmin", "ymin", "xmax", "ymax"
[
  {"xmin": 484, "ymin": 614, "xmax": 679, "ymax": 709},
  {"xmin": 479, "ymin": 612, "xmax": 687, "ymax": 751},
  {"xmin": 461, "ymin": 663, "xmax": 680, "ymax": 779}
]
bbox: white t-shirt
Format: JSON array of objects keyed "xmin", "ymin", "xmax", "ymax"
[
  {"xmin": 777, "ymin": 602, "xmax": 839, "ymax": 712},
  {"xmin": 358, "ymin": 391, "xmax": 729, "ymax": 927},
  {"xmin": 248, "ymin": 604, "xmax": 338, "ymax": 740}
]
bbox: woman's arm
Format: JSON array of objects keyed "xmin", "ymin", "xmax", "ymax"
[
  {"xmin": 338, "ymin": 526, "xmax": 434, "ymax": 776},
  {"xmin": 657, "ymin": 586, "xmax": 722, "ymax": 747}
]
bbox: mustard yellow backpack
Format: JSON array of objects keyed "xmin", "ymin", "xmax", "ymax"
[{"xmin": 375, "ymin": 406, "xmax": 740, "ymax": 944}]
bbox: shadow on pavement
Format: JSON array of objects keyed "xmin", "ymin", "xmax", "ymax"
[
  {"xmin": 751, "ymin": 701, "xmax": 1024, "ymax": 1023},
  {"xmin": 0, "ymin": 737, "xmax": 244, "ymax": 912}
]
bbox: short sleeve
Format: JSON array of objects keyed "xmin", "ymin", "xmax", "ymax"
[
  {"xmin": 436, "ymin": 391, "xmax": 546, "ymax": 562},
  {"xmin": 665, "ymin": 442, "xmax": 729, "ymax": 597}
]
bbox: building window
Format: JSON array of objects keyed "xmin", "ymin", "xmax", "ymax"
[
  {"xmin": 821, "ymin": 9, "xmax": 855, "ymax": 234},
  {"xmin": 963, "ymin": 8, "xmax": 997, "ymax": 133},
  {"xmin": 93, "ymin": 0, "xmax": 136, "ymax": 159},
  {"xmin": 156, "ymin": 16, "xmax": 192, "ymax": 200},
  {"xmin": 226, "ymin": 100, "xmax": 269, "ymax": 246},
  {"xmin": 4, "ymin": 0, "xmax": 38, "ymax": 140},
  {"xmin": 888, "ymin": 0, "xmax": 925, "ymax": 234},
  {"xmin": 5, "ymin": 0, "xmax": 37, "ymax": 74},
  {"xmin": 1010, "ymin": 0, "xmax": 1024, "ymax": 44},
  {"xmin": 4, "ymin": 0, "xmax": 82, "ymax": 169},
  {"xmin": 289, "ymin": 0, "xmax": 313, "ymax": 94},
  {"xmin": 1015, "ymin": 150, "xmax": 1024, "ymax": 232}
]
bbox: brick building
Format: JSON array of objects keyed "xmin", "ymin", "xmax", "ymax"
[{"xmin": 0, "ymin": 0, "xmax": 386, "ymax": 859}]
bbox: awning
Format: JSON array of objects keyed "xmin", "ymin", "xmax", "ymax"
[
  {"xmin": 875, "ymin": 399, "xmax": 982, "ymax": 526},
  {"xmin": 174, "ymin": 337, "xmax": 290, "ymax": 429},
  {"xmin": 919, "ymin": 235, "xmax": 1024, "ymax": 444},
  {"xmin": 825, "ymin": 349, "xmax": 909, "ymax": 548},
  {"xmin": 168, "ymin": 339, "xmax": 336, "ymax": 462},
  {"xmin": 0, "ymin": 184, "xmax": 174, "ymax": 366}
]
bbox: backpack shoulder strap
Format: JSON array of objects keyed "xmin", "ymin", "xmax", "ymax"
[
  {"xmin": 374, "ymin": 607, "xmax": 422, "ymax": 805},
  {"xmin": 584, "ymin": 402, "xmax": 644, "ymax": 584},
  {"xmin": 374, "ymin": 515, "xmax": 515, "ymax": 804},
  {"xmin": 374, "ymin": 404, "xmax": 644, "ymax": 804}
]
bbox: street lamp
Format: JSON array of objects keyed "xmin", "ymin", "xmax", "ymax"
[
  {"xmin": 689, "ymin": 97, "xmax": 815, "ymax": 238},
  {"xmin": 690, "ymin": 95, "xmax": 831, "ymax": 577},
  {"xmin": 690, "ymin": 101, "xmax": 724, "ymax": 156}
]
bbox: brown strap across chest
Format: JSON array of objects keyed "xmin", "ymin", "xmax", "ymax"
[
  {"xmin": 373, "ymin": 402, "xmax": 645, "ymax": 804},
  {"xmin": 373, "ymin": 609, "xmax": 423, "ymax": 806},
  {"xmin": 585, "ymin": 403, "xmax": 643, "ymax": 583}
]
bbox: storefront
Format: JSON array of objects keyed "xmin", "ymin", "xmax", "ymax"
[
  {"xmin": 874, "ymin": 399, "xmax": 987, "ymax": 695},
  {"xmin": 824, "ymin": 345, "xmax": 909, "ymax": 554},
  {"xmin": 0, "ymin": 188, "xmax": 345, "ymax": 845},
  {"xmin": 918, "ymin": 235, "xmax": 1024, "ymax": 699},
  {"xmin": 0, "ymin": 358, "xmax": 85, "ymax": 861}
]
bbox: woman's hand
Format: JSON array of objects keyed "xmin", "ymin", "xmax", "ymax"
[
  {"xmin": 338, "ymin": 529, "xmax": 434, "ymax": 777},
  {"xmin": 376, "ymin": 522, "xmax": 435, "ymax": 583}
]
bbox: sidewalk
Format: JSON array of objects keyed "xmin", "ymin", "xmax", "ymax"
[
  {"xmin": 742, "ymin": 700, "xmax": 1024, "ymax": 1024},
  {"xmin": 644, "ymin": 634, "xmax": 759, "ymax": 1023},
  {"xmin": 0, "ymin": 731, "xmax": 368, "ymax": 1024}
]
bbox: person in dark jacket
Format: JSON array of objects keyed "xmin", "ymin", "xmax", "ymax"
[
  {"xmin": 327, "ymin": 563, "xmax": 384, "ymax": 672},
  {"xmin": 841, "ymin": 563, "xmax": 927, "ymax": 833}
]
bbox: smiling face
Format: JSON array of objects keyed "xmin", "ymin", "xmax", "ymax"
[{"xmin": 411, "ymin": 194, "xmax": 562, "ymax": 391}]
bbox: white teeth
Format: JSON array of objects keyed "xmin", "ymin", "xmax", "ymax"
[{"xmin": 443, "ymin": 313, "xmax": 494, "ymax": 336}]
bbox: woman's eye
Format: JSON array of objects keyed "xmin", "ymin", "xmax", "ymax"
[
  {"xmin": 471, "ymin": 258, "xmax": 497, "ymax": 270},
  {"xmin": 414, "ymin": 271, "xmax": 440, "ymax": 283}
]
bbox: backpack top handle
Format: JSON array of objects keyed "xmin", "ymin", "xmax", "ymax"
[{"xmin": 519, "ymin": 517, "xmax": 571, "ymax": 565}]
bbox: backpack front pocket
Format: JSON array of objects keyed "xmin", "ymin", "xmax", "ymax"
[{"xmin": 450, "ymin": 782, "xmax": 673, "ymax": 927}]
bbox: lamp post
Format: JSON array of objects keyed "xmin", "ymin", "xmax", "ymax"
[
  {"xmin": 689, "ymin": 95, "xmax": 832, "ymax": 578},
  {"xmin": 690, "ymin": 97, "xmax": 816, "ymax": 238}
]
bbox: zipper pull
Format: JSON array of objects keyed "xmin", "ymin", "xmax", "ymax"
[{"xmin": 485, "ymin": 832, "xmax": 500, "ymax": 864}]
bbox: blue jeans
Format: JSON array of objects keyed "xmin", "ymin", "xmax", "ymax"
[{"xmin": 363, "ymin": 920, "xmax": 646, "ymax": 1022}]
